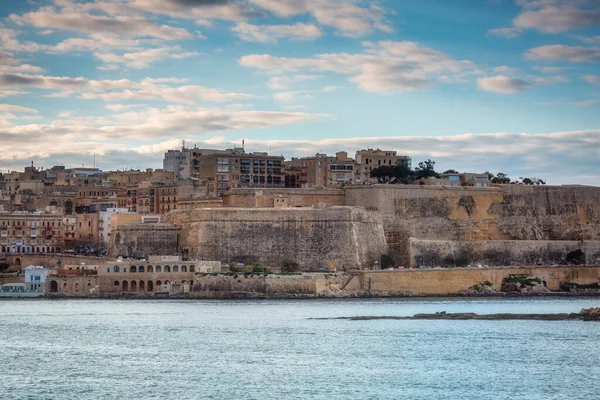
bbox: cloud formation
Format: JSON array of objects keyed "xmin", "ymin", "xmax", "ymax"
[
  {"xmin": 525, "ymin": 44, "xmax": 600, "ymax": 62},
  {"xmin": 232, "ymin": 22, "xmax": 323, "ymax": 43},
  {"xmin": 241, "ymin": 40, "xmax": 477, "ymax": 93}
]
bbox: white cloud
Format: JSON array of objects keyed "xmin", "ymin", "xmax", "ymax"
[
  {"xmin": 94, "ymin": 47, "xmax": 197, "ymax": 69},
  {"xmin": 477, "ymin": 74, "xmax": 568, "ymax": 94},
  {"xmin": 0, "ymin": 73, "xmax": 254, "ymax": 104},
  {"xmin": 532, "ymin": 66, "xmax": 567, "ymax": 73},
  {"xmin": 105, "ymin": 103, "xmax": 148, "ymax": 111},
  {"xmin": 495, "ymin": 65, "xmax": 521, "ymax": 74},
  {"xmin": 232, "ymin": 22, "xmax": 323, "ymax": 43},
  {"xmin": 10, "ymin": 6, "xmax": 192, "ymax": 40},
  {"xmin": 249, "ymin": 0, "xmax": 392, "ymax": 37},
  {"xmin": 477, "ymin": 76, "xmax": 533, "ymax": 94},
  {"xmin": 240, "ymin": 41, "xmax": 477, "ymax": 93},
  {"xmin": 266, "ymin": 75, "xmax": 322, "ymax": 90},
  {"xmin": 487, "ymin": 27, "xmax": 522, "ymax": 38},
  {"xmin": 570, "ymin": 100, "xmax": 600, "ymax": 106},
  {"xmin": 573, "ymin": 35, "xmax": 600, "ymax": 45},
  {"xmin": 0, "ymin": 103, "xmax": 39, "ymax": 113},
  {"xmin": 0, "ymin": 90, "xmax": 26, "ymax": 98},
  {"xmin": 514, "ymin": 6, "xmax": 600, "ymax": 33},
  {"xmin": 525, "ymin": 44, "xmax": 600, "ymax": 62},
  {"xmin": 322, "ymin": 85, "xmax": 342, "ymax": 92},
  {"xmin": 273, "ymin": 91, "xmax": 313, "ymax": 102},
  {"xmin": 581, "ymin": 75, "xmax": 600, "ymax": 84}
]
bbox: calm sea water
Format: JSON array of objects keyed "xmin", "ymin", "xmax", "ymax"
[{"xmin": 1, "ymin": 298, "xmax": 599, "ymax": 400}]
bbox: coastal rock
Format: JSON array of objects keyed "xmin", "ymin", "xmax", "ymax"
[
  {"xmin": 501, "ymin": 275, "xmax": 550, "ymax": 294},
  {"xmin": 459, "ymin": 281, "xmax": 498, "ymax": 296},
  {"xmin": 580, "ymin": 308, "xmax": 600, "ymax": 321}
]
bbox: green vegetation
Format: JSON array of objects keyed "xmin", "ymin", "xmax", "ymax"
[{"xmin": 503, "ymin": 275, "xmax": 542, "ymax": 287}]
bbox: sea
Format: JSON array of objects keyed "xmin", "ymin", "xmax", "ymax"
[{"xmin": 1, "ymin": 298, "xmax": 599, "ymax": 400}]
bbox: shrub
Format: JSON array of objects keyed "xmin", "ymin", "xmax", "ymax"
[{"xmin": 281, "ymin": 260, "xmax": 300, "ymax": 273}]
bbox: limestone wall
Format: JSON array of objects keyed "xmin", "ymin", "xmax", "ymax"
[
  {"xmin": 109, "ymin": 223, "xmax": 180, "ymax": 259},
  {"xmin": 345, "ymin": 185, "xmax": 600, "ymax": 264},
  {"xmin": 165, "ymin": 206, "xmax": 387, "ymax": 270},
  {"xmin": 223, "ymin": 188, "xmax": 345, "ymax": 208},
  {"xmin": 357, "ymin": 266, "xmax": 600, "ymax": 295},
  {"xmin": 409, "ymin": 238, "xmax": 600, "ymax": 268}
]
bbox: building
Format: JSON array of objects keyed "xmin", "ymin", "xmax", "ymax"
[
  {"xmin": 76, "ymin": 212, "xmax": 100, "ymax": 248},
  {"xmin": 163, "ymin": 146, "xmax": 285, "ymax": 195},
  {"xmin": 285, "ymin": 152, "xmax": 355, "ymax": 188},
  {"xmin": 0, "ymin": 211, "xmax": 64, "ymax": 254},
  {"xmin": 355, "ymin": 149, "xmax": 411, "ymax": 185},
  {"xmin": 98, "ymin": 208, "xmax": 133, "ymax": 246},
  {"xmin": 46, "ymin": 255, "xmax": 220, "ymax": 296},
  {"xmin": 24, "ymin": 265, "xmax": 49, "ymax": 292},
  {"xmin": 439, "ymin": 172, "xmax": 491, "ymax": 188}
]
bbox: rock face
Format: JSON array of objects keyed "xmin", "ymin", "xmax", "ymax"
[
  {"xmin": 110, "ymin": 223, "xmax": 180, "ymax": 259},
  {"xmin": 459, "ymin": 281, "xmax": 498, "ymax": 296},
  {"xmin": 165, "ymin": 207, "xmax": 388, "ymax": 270},
  {"xmin": 345, "ymin": 185, "xmax": 600, "ymax": 265},
  {"xmin": 501, "ymin": 275, "xmax": 550, "ymax": 294}
]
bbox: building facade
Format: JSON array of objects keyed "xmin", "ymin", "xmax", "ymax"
[{"xmin": 0, "ymin": 211, "xmax": 64, "ymax": 254}]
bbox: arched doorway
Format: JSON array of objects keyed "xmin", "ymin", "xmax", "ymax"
[
  {"xmin": 147, "ymin": 281, "xmax": 154, "ymax": 292},
  {"xmin": 139, "ymin": 280, "xmax": 145, "ymax": 291},
  {"xmin": 131, "ymin": 281, "xmax": 137, "ymax": 291},
  {"xmin": 122, "ymin": 281, "xmax": 129, "ymax": 291},
  {"xmin": 50, "ymin": 280, "xmax": 58, "ymax": 293}
]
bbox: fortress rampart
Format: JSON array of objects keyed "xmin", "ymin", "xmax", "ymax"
[{"xmin": 165, "ymin": 206, "xmax": 387, "ymax": 270}]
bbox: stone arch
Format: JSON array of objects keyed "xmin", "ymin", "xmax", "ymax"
[
  {"xmin": 147, "ymin": 265, "xmax": 153, "ymax": 273},
  {"xmin": 114, "ymin": 280, "xmax": 119, "ymax": 287},
  {"xmin": 131, "ymin": 266, "xmax": 137, "ymax": 273},
  {"xmin": 131, "ymin": 280, "xmax": 137, "ymax": 291},
  {"xmin": 50, "ymin": 280, "xmax": 58, "ymax": 293},
  {"xmin": 122, "ymin": 280, "xmax": 128, "ymax": 291},
  {"xmin": 164, "ymin": 265, "xmax": 171, "ymax": 273},
  {"xmin": 173, "ymin": 265, "xmax": 179, "ymax": 273},
  {"xmin": 147, "ymin": 280, "xmax": 154, "ymax": 292},
  {"xmin": 181, "ymin": 265, "xmax": 187, "ymax": 272},
  {"xmin": 62, "ymin": 282, "xmax": 67, "ymax": 291},
  {"xmin": 139, "ymin": 280, "xmax": 145, "ymax": 291},
  {"xmin": 113, "ymin": 265, "xmax": 120, "ymax": 273},
  {"xmin": 155, "ymin": 265, "xmax": 162, "ymax": 273},
  {"xmin": 190, "ymin": 265, "xmax": 195, "ymax": 272},
  {"xmin": 15, "ymin": 256, "xmax": 22, "ymax": 266},
  {"xmin": 139, "ymin": 265, "xmax": 145, "ymax": 273},
  {"xmin": 75, "ymin": 282, "xmax": 80, "ymax": 292}
]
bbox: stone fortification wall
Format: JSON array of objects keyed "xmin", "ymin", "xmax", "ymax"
[
  {"xmin": 165, "ymin": 207, "xmax": 387, "ymax": 270},
  {"xmin": 345, "ymin": 185, "xmax": 600, "ymax": 264},
  {"xmin": 5, "ymin": 254, "xmax": 112, "ymax": 269},
  {"xmin": 357, "ymin": 266, "xmax": 600, "ymax": 295},
  {"xmin": 223, "ymin": 188, "xmax": 345, "ymax": 208},
  {"xmin": 409, "ymin": 238, "xmax": 600, "ymax": 268},
  {"xmin": 110, "ymin": 223, "xmax": 180, "ymax": 259}
]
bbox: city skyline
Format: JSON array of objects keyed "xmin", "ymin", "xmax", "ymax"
[{"xmin": 0, "ymin": 0, "xmax": 599, "ymax": 184}]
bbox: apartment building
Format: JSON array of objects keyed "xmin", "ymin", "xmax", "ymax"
[
  {"xmin": 0, "ymin": 211, "xmax": 64, "ymax": 254},
  {"xmin": 285, "ymin": 152, "xmax": 355, "ymax": 188},
  {"xmin": 164, "ymin": 147, "xmax": 285, "ymax": 195},
  {"xmin": 355, "ymin": 149, "xmax": 412, "ymax": 184}
]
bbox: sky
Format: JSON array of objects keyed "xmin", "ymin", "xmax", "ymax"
[{"xmin": 0, "ymin": 0, "xmax": 599, "ymax": 184}]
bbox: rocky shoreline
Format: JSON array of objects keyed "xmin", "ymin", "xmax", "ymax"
[{"xmin": 319, "ymin": 308, "xmax": 600, "ymax": 321}]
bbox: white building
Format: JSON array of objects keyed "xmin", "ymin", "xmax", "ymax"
[
  {"xmin": 24, "ymin": 265, "xmax": 49, "ymax": 292},
  {"xmin": 98, "ymin": 208, "xmax": 131, "ymax": 246}
]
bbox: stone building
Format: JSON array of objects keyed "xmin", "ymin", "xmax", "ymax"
[
  {"xmin": 284, "ymin": 152, "xmax": 356, "ymax": 188},
  {"xmin": 355, "ymin": 149, "xmax": 411, "ymax": 184},
  {"xmin": 46, "ymin": 256, "xmax": 219, "ymax": 296},
  {"xmin": 0, "ymin": 211, "xmax": 64, "ymax": 254}
]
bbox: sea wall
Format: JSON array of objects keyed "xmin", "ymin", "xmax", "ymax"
[
  {"xmin": 409, "ymin": 238, "xmax": 600, "ymax": 268},
  {"xmin": 110, "ymin": 223, "xmax": 180, "ymax": 259},
  {"xmin": 356, "ymin": 266, "xmax": 600, "ymax": 295},
  {"xmin": 223, "ymin": 188, "xmax": 345, "ymax": 208},
  {"xmin": 165, "ymin": 206, "xmax": 387, "ymax": 270},
  {"xmin": 345, "ymin": 185, "xmax": 600, "ymax": 264}
]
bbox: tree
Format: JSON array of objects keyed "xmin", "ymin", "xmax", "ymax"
[
  {"xmin": 414, "ymin": 159, "xmax": 438, "ymax": 179},
  {"xmin": 370, "ymin": 165, "xmax": 413, "ymax": 184},
  {"xmin": 443, "ymin": 169, "xmax": 459, "ymax": 174},
  {"xmin": 491, "ymin": 172, "xmax": 510, "ymax": 184},
  {"xmin": 518, "ymin": 177, "xmax": 546, "ymax": 185}
]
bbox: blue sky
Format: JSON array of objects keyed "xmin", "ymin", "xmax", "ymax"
[{"xmin": 0, "ymin": 0, "xmax": 599, "ymax": 184}]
